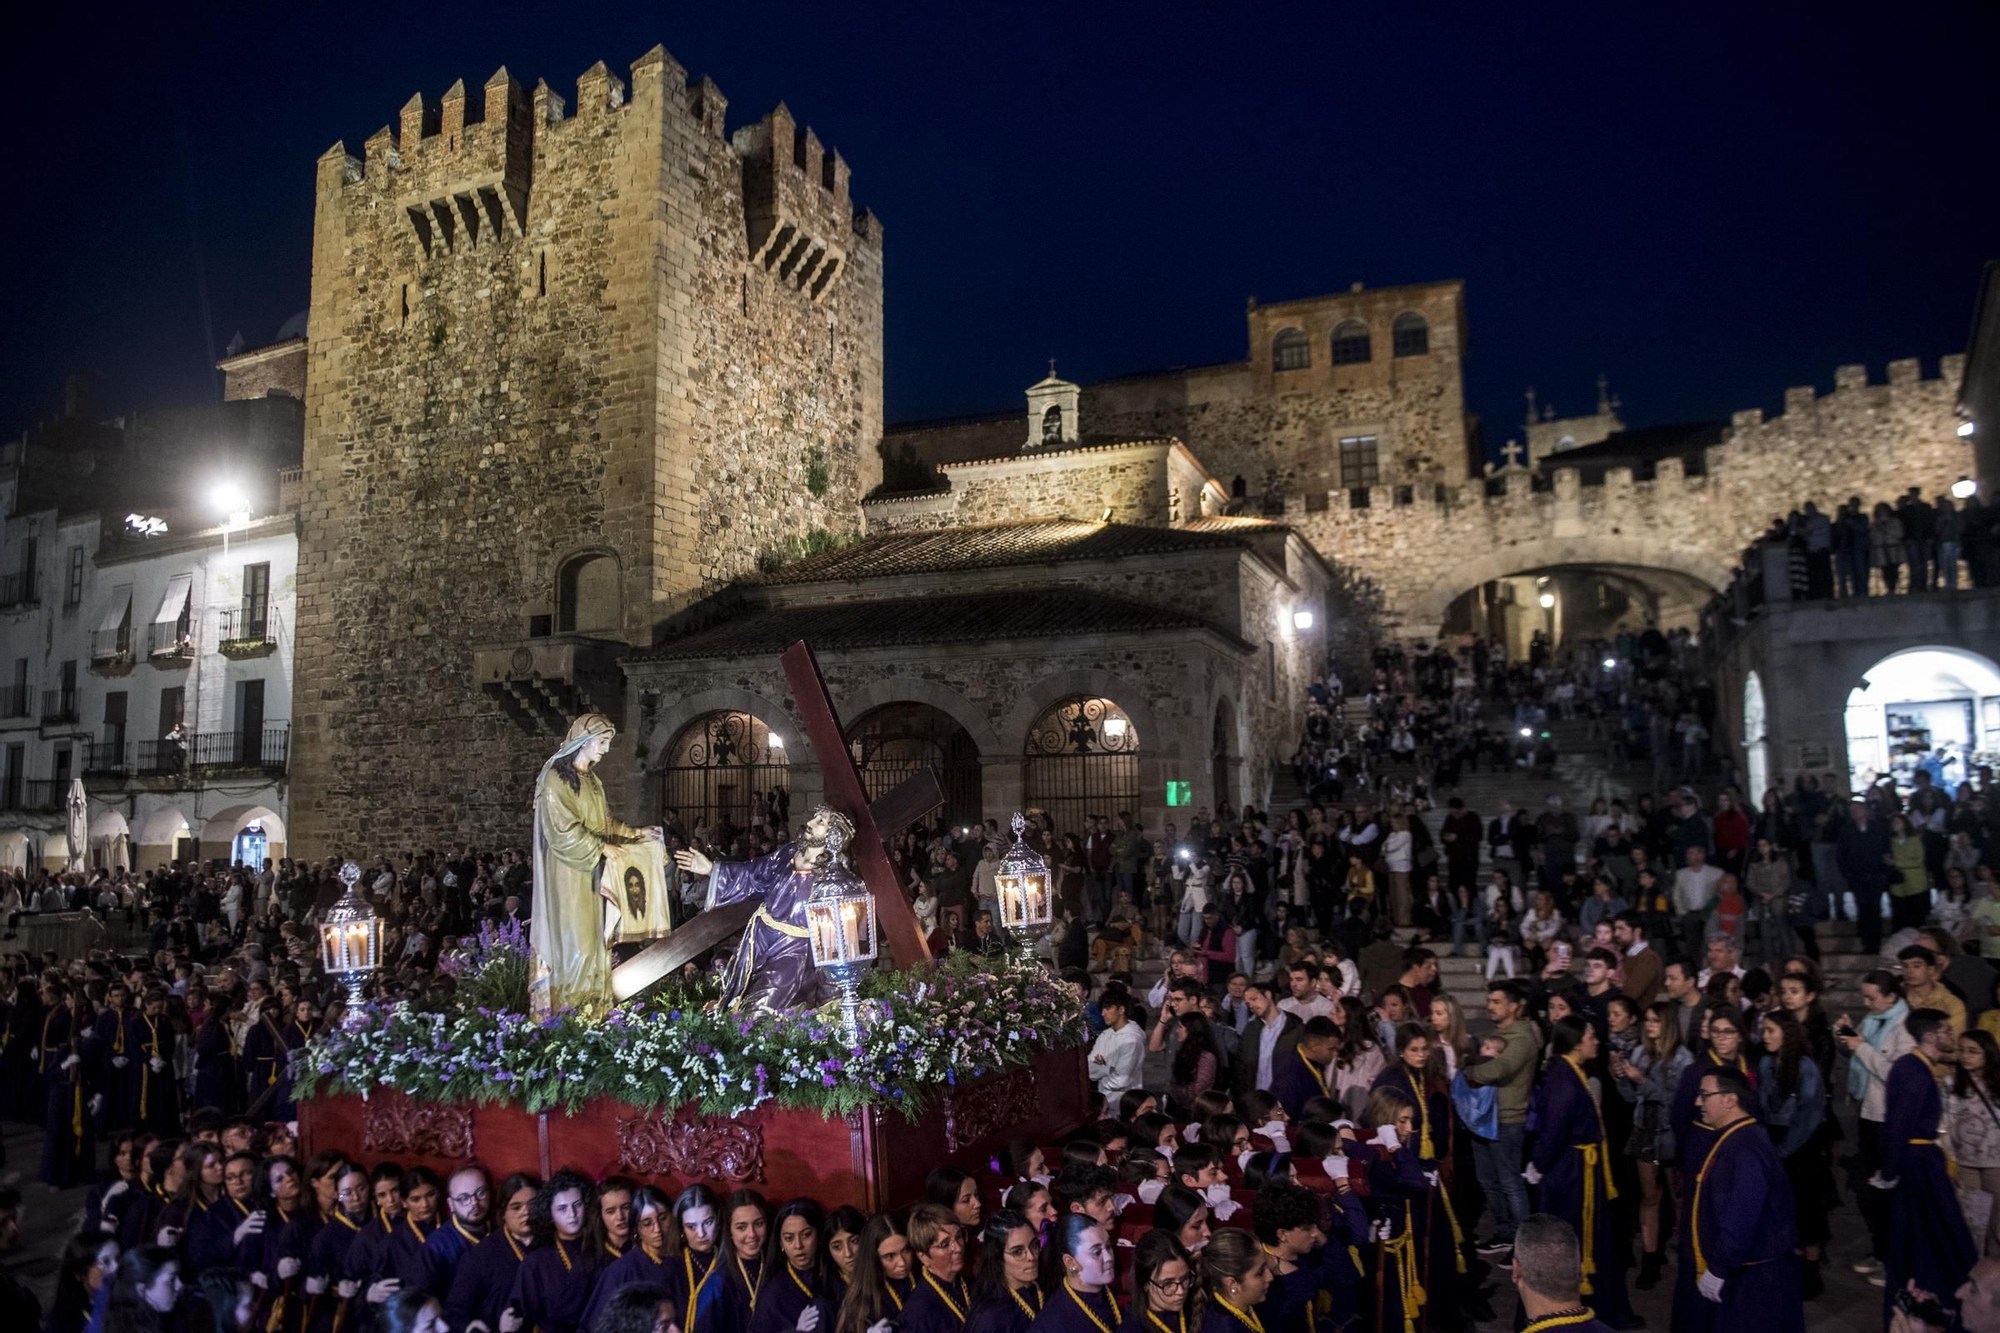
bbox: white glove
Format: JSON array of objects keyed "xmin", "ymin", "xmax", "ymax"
[
  {"xmin": 235, "ymin": 1212, "xmax": 267, "ymax": 1244},
  {"xmin": 798, "ymin": 1307, "xmax": 822, "ymax": 1332},
  {"xmin": 277, "ymin": 1257, "xmax": 301, "ymax": 1279},
  {"xmin": 112, "ymin": 1055, "xmax": 128, "ymax": 1068},
  {"xmin": 500, "ymin": 1310, "xmax": 525, "ymax": 1333},
  {"xmin": 1523, "ymin": 1163, "xmax": 1543, "ymax": 1186},
  {"xmin": 104, "ymin": 1180, "xmax": 128, "ymax": 1201},
  {"xmin": 1422, "ymin": 1171, "xmax": 1440, "ymax": 1187},
  {"xmin": 466, "ymin": 1324, "xmax": 492, "ymax": 1333},
  {"xmin": 28, "ymin": 1047, "xmax": 37, "ymax": 1062},
  {"xmin": 305, "ymin": 1277, "xmax": 327, "ymax": 1296},
  {"xmin": 1372, "ymin": 1124, "xmax": 1401, "ymax": 1149},
  {"xmin": 1697, "ymin": 1271, "xmax": 1724, "ymax": 1302},
  {"xmin": 62, "ymin": 1054, "xmax": 80, "ymax": 1070},
  {"xmin": 252, "ymin": 1272, "xmax": 269, "ymax": 1290},
  {"xmin": 89, "ymin": 1094, "xmax": 104, "ymax": 1116},
  {"xmin": 149, "ymin": 1057, "xmax": 166, "ymax": 1073},
  {"xmin": 868, "ymin": 1321, "xmax": 896, "ymax": 1333},
  {"xmin": 156, "ymin": 1225, "xmax": 182, "ymax": 1246},
  {"xmin": 336, "ymin": 1279, "xmax": 361, "ymax": 1300},
  {"xmin": 367, "ymin": 1279, "xmax": 401, "ymax": 1305}
]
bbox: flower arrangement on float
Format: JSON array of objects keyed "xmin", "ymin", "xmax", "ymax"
[{"xmin": 294, "ymin": 941, "xmax": 1086, "ymax": 1120}]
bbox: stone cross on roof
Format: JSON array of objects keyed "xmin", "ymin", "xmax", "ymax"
[{"xmin": 1501, "ymin": 439, "xmax": 1525, "ymax": 469}]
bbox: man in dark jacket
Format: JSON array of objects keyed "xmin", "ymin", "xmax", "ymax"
[
  {"xmin": 1440, "ymin": 798, "xmax": 1483, "ymax": 893},
  {"xmin": 1233, "ymin": 980, "xmax": 1301, "ymax": 1097},
  {"xmin": 1837, "ymin": 798, "xmax": 1893, "ymax": 955}
]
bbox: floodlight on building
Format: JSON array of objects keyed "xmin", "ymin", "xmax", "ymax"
[
  {"xmin": 1519, "ymin": 727, "xmax": 1533, "ymax": 738},
  {"xmin": 1103, "ymin": 717, "xmax": 1129, "ymax": 741},
  {"xmin": 767, "ymin": 732, "xmax": 785, "ymax": 751},
  {"xmin": 1954, "ymin": 476, "xmax": 1978, "ymax": 500},
  {"xmin": 1538, "ymin": 592, "xmax": 1556, "ymax": 609},
  {"xmin": 1960, "ymin": 421, "xmax": 1978, "ymax": 439},
  {"xmin": 1603, "ymin": 658, "xmax": 1617, "ymax": 671},
  {"xmin": 1293, "ymin": 609, "xmax": 1315, "ymax": 630}
]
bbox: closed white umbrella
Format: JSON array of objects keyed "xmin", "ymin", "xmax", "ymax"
[{"xmin": 65, "ymin": 778, "xmax": 88, "ymax": 872}]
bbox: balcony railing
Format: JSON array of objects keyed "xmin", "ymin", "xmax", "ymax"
[
  {"xmin": 148, "ymin": 622, "xmax": 193, "ymax": 659},
  {"xmin": 0, "ymin": 569, "xmax": 37, "ymax": 608},
  {"xmin": 191, "ymin": 725, "xmax": 290, "ymax": 773},
  {"xmin": 0, "ymin": 685, "xmax": 30, "ymax": 720},
  {"xmin": 90, "ymin": 627, "xmax": 132, "ymax": 662},
  {"xmin": 133, "ymin": 724, "xmax": 289, "ymax": 778},
  {"xmin": 83, "ymin": 737, "xmax": 127, "ymax": 776},
  {"xmin": 18, "ymin": 779, "xmax": 60, "ymax": 812},
  {"xmin": 41, "ymin": 690, "xmax": 77, "ymax": 724},
  {"xmin": 217, "ymin": 605, "xmax": 279, "ymax": 652}
]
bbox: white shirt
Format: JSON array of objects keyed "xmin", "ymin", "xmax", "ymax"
[
  {"xmin": 1088, "ymin": 1021, "xmax": 1144, "ymax": 1098},
  {"xmin": 1672, "ymin": 864, "xmax": 1724, "ymax": 915},
  {"xmin": 1279, "ymin": 994, "xmax": 1335, "ymax": 1022}
]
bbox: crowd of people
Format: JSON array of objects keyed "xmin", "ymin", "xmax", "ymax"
[{"xmin": 11, "ymin": 630, "xmax": 2000, "ymax": 1331}]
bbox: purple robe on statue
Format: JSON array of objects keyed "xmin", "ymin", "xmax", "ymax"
[{"xmin": 707, "ymin": 844, "xmax": 833, "ymax": 1013}]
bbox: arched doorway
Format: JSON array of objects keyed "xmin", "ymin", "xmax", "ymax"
[
  {"xmin": 1845, "ymin": 647, "xmax": 2000, "ymax": 795},
  {"xmin": 89, "ymin": 809, "xmax": 131, "ymax": 871},
  {"xmin": 1023, "ymin": 695, "xmax": 1141, "ymax": 840},
  {"xmin": 846, "ymin": 703, "xmax": 982, "ymax": 830},
  {"xmin": 135, "ymin": 808, "xmax": 194, "ymax": 868},
  {"xmin": 1742, "ymin": 672, "xmax": 1770, "ymax": 802},
  {"xmin": 656, "ymin": 710, "xmax": 791, "ymax": 837},
  {"xmin": 0, "ymin": 831, "xmax": 28, "ymax": 872},
  {"xmin": 201, "ymin": 805, "xmax": 287, "ymax": 868},
  {"xmin": 1211, "ymin": 700, "xmax": 1238, "ymax": 814}
]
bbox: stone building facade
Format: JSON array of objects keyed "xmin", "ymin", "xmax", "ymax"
[{"xmin": 289, "ymin": 47, "xmax": 884, "ymax": 852}]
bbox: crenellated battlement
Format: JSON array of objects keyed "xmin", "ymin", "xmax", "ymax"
[{"xmin": 732, "ymin": 102, "xmax": 867, "ymax": 301}]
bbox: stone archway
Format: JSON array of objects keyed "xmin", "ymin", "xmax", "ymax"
[{"xmin": 1409, "ymin": 534, "xmax": 1730, "ymax": 637}]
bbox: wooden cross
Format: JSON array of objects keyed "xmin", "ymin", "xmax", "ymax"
[{"xmin": 610, "ymin": 640, "xmax": 938, "ymax": 999}]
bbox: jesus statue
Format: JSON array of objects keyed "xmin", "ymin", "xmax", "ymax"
[
  {"xmin": 529, "ymin": 713, "xmax": 663, "ymax": 1015},
  {"xmin": 673, "ymin": 806, "xmax": 856, "ymax": 1013}
]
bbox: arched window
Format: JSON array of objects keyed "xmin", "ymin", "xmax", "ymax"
[
  {"xmin": 654, "ymin": 710, "xmax": 790, "ymax": 836},
  {"xmin": 1024, "ymin": 695, "xmax": 1140, "ymax": 840},
  {"xmin": 556, "ymin": 552, "xmax": 620, "ymax": 634},
  {"xmin": 847, "ymin": 703, "xmax": 983, "ymax": 829},
  {"xmin": 1041, "ymin": 404, "xmax": 1064, "ymax": 443},
  {"xmin": 1272, "ymin": 327, "xmax": 1311, "ymax": 372},
  {"xmin": 1391, "ymin": 312, "xmax": 1430, "ymax": 358},
  {"xmin": 1330, "ymin": 319, "xmax": 1372, "ymax": 366}
]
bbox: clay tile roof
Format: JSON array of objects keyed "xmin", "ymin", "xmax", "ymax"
[
  {"xmin": 753, "ymin": 518, "xmax": 1253, "ymax": 585},
  {"xmin": 1180, "ymin": 515, "xmax": 1290, "ymax": 533},
  {"xmin": 634, "ymin": 589, "xmax": 1223, "ymax": 662}
]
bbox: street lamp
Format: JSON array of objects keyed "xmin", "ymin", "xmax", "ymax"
[
  {"xmin": 1538, "ymin": 591, "xmax": 1556, "ymax": 609},
  {"xmin": 318, "ymin": 861, "xmax": 382, "ymax": 1024},
  {"xmin": 804, "ymin": 827, "xmax": 876, "ymax": 1046},
  {"xmin": 1292, "ymin": 609, "xmax": 1314, "ymax": 630},
  {"xmin": 994, "ymin": 812, "xmax": 1054, "ymax": 945}
]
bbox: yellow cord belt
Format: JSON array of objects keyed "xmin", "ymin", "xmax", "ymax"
[
  {"xmin": 1380, "ymin": 1202, "xmax": 1427, "ymax": 1333},
  {"xmin": 1691, "ymin": 1118, "xmax": 1756, "ymax": 1278}
]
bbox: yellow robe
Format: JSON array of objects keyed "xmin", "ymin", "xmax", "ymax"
[{"xmin": 529, "ymin": 766, "xmax": 642, "ymax": 1015}]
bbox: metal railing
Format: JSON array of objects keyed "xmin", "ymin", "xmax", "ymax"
[
  {"xmin": 90, "ymin": 627, "xmax": 131, "ymax": 661},
  {"xmin": 83, "ymin": 738, "xmax": 127, "ymax": 776},
  {"xmin": 41, "ymin": 690, "xmax": 77, "ymax": 724},
  {"xmin": 18, "ymin": 780, "xmax": 59, "ymax": 812},
  {"xmin": 217, "ymin": 605, "xmax": 278, "ymax": 649},
  {"xmin": 148, "ymin": 622, "xmax": 193, "ymax": 659},
  {"xmin": 191, "ymin": 725, "xmax": 290, "ymax": 772}
]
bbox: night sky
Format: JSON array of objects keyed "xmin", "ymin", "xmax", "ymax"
[{"xmin": 7, "ymin": 3, "xmax": 1995, "ymax": 458}]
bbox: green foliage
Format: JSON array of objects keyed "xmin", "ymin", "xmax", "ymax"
[
  {"xmin": 754, "ymin": 527, "xmax": 854, "ymax": 574},
  {"xmin": 296, "ymin": 950, "xmax": 1085, "ymax": 1120},
  {"xmin": 448, "ymin": 919, "xmax": 532, "ymax": 1014},
  {"xmin": 874, "ymin": 440, "xmax": 945, "ymax": 496},
  {"xmin": 803, "ymin": 446, "xmax": 831, "ymax": 498}
]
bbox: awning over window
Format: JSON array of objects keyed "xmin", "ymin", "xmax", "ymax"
[
  {"xmin": 152, "ymin": 573, "xmax": 192, "ymax": 626},
  {"xmin": 97, "ymin": 586, "xmax": 132, "ymax": 632}
]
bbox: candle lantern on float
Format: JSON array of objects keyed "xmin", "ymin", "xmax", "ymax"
[
  {"xmin": 318, "ymin": 860, "xmax": 382, "ymax": 1025},
  {"xmin": 994, "ymin": 811, "xmax": 1054, "ymax": 945},
  {"xmin": 804, "ymin": 827, "xmax": 877, "ymax": 1046}
]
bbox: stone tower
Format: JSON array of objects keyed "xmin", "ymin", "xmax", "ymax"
[{"xmin": 290, "ymin": 46, "xmax": 884, "ymax": 853}]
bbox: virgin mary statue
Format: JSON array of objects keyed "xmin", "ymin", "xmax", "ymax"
[{"xmin": 529, "ymin": 713, "xmax": 662, "ymax": 1015}]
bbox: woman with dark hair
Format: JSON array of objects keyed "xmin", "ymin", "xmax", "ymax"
[
  {"xmin": 1116, "ymin": 1091, "xmax": 1157, "ymax": 1125},
  {"xmin": 1526, "ymin": 1015, "xmax": 1635, "ymax": 1326},
  {"xmin": 1757, "ymin": 1011, "xmax": 1828, "ymax": 1293},
  {"xmin": 1119, "ymin": 1230, "xmax": 1193, "ymax": 1333},
  {"xmin": 926, "ymin": 1165, "xmax": 985, "ymax": 1245},
  {"xmin": 1027, "ymin": 1214, "xmax": 1118, "ymax": 1333},
  {"xmin": 583, "ymin": 1186, "xmax": 677, "ymax": 1330},
  {"xmin": 1004, "ymin": 1181, "xmax": 1059, "ymax": 1235},
  {"xmin": 158, "ymin": 1143, "xmax": 223, "ymax": 1260},
  {"xmin": 1670, "ymin": 1006, "xmax": 1755, "ymax": 1157},
  {"xmin": 904, "ymin": 1204, "xmax": 972, "ymax": 1333},
  {"xmin": 714, "ymin": 1189, "xmax": 772, "ymax": 1333},
  {"xmin": 43, "ymin": 1233, "xmax": 117, "ymax": 1333},
  {"xmin": 1949, "ymin": 1029, "xmax": 2000, "ymax": 1258},
  {"xmin": 505, "ymin": 1169, "xmax": 603, "ymax": 1333},
  {"xmin": 1330, "ymin": 997, "xmax": 1385, "ymax": 1120},
  {"xmin": 825, "ymin": 1207, "xmax": 867, "ymax": 1289},
  {"xmin": 751, "ymin": 1199, "xmax": 836, "ymax": 1333},
  {"xmin": 966, "ymin": 1210, "xmax": 1042, "ymax": 1333},
  {"xmin": 375, "ymin": 1286, "xmax": 445, "ymax": 1333},
  {"xmin": 102, "ymin": 1244, "xmax": 182, "ymax": 1333},
  {"xmin": 998, "ymin": 1141, "xmax": 1051, "ymax": 1184},
  {"xmin": 442, "ymin": 1172, "xmax": 539, "ymax": 1333},
  {"xmin": 1150, "ymin": 1187, "xmax": 1211, "ymax": 1256},
  {"xmin": 662, "ymin": 1184, "xmax": 723, "ymax": 1333},
  {"xmin": 1192, "ymin": 1229, "xmax": 1269, "ymax": 1333},
  {"xmin": 1167, "ymin": 1013, "xmax": 1222, "ymax": 1112},
  {"xmin": 86, "ymin": 1136, "xmax": 146, "ymax": 1241},
  {"xmin": 834, "ymin": 1213, "xmax": 913, "ymax": 1333},
  {"xmin": 197, "ymin": 1267, "xmax": 254, "ymax": 1333},
  {"xmin": 1612, "ymin": 1000, "xmax": 1692, "ymax": 1290},
  {"xmin": 192, "ymin": 992, "xmax": 239, "ymax": 1116},
  {"xmin": 1348, "ymin": 1086, "xmax": 1430, "ymax": 1333},
  {"xmin": 1238, "ymin": 1155, "xmax": 1293, "ymax": 1191}
]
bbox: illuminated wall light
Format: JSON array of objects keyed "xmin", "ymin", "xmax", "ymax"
[
  {"xmin": 1293, "ymin": 609, "xmax": 1314, "ymax": 630},
  {"xmin": 1103, "ymin": 717, "xmax": 1129, "ymax": 741},
  {"xmin": 1953, "ymin": 476, "xmax": 1978, "ymax": 500},
  {"xmin": 1538, "ymin": 592, "xmax": 1556, "ymax": 609}
]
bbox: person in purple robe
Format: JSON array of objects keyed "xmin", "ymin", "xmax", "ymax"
[
  {"xmin": 905, "ymin": 1204, "xmax": 975, "ymax": 1333},
  {"xmin": 443, "ymin": 1173, "xmax": 538, "ymax": 1333},
  {"xmin": 302, "ymin": 1166, "xmax": 369, "ymax": 1333},
  {"xmin": 1027, "ymin": 1214, "xmax": 1119, "ymax": 1333},
  {"xmin": 675, "ymin": 807, "xmax": 855, "ymax": 1013},
  {"xmin": 1881, "ymin": 1010, "xmax": 1977, "ymax": 1327},
  {"xmin": 1526, "ymin": 1018, "xmax": 1636, "ymax": 1328},
  {"xmin": 585, "ymin": 1186, "xmax": 676, "ymax": 1331},
  {"xmin": 507, "ymin": 1171, "xmax": 605, "ymax": 1333},
  {"xmin": 1684, "ymin": 1064, "xmax": 1805, "ymax": 1333},
  {"xmin": 1250, "ymin": 1180, "xmax": 1362, "ymax": 1333},
  {"xmin": 1350, "ymin": 1088, "xmax": 1433, "ymax": 1333},
  {"xmin": 419, "ymin": 1167, "xmax": 493, "ymax": 1299},
  {"xmin": 750, "ymin": 1199, "xmax": 839, "ymax": 1333},
  {"xmin": 1509, "ymin": 1214, "xmax": 1617, "ymax": 1333}
]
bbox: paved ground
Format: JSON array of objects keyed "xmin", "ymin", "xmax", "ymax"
[{"xmin": 0, "ymin": 1112, "xmax": 1894, "ymax": 1330}]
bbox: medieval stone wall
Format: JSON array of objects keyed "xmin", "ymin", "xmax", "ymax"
[
  {"xmin": 289, "ymin": 47, "xmax": 883, "ymax": 853},
  {"xmin": 1287, "ymin": 355, "xmax": 1967, "ymax": 637},
  {"xmin": 861, "ymin": 442, "xmax": 1185, "ymax": 534}
]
